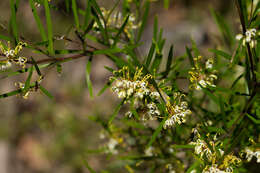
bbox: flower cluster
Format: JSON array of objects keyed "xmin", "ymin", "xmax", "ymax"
[
  {"xmin": 99, "ymin": 128, "xmax": 123, "ymax": 155},
  {"xmin": 202, "ymin": 164, "xmax": 232, "ymax": 173},
  {"xmin": 105, "ymin": 138, "xmax": 119, "ymax": 154},
  {"xmin": 93, "ymin": 8, "xmax": 139, "ymax": 38},
  {"xmin": 0, "ymin": 41, "xmax": 27, "ymax": 71},
  {"xmin": 236, "ymin": 28, "xmax": 259, "ymax": 48},
  {"xmin": 163, "ymin": 93, "xmax": 192, "ymax": 129},
  {"xmin": 190, "ymin": 129, "xmax": 241, "ymax": 173},
  {"xmin": 243, "ymin": 147, "xmax": 260, "ymax": 163},
  {"xmin": 0, "ymin": 60, "xmax": 12, "ymax": 71},
  {"xmin": 15, "ymin": 82, "xmax": 34, "ymax": 99},
  {"xmin": 189, "ymin": 56, "xmax": 217, "ymax": 90},
  {"xmin": 111, "ymin": 66, "xmax": 161, "ymax": 121},
  {"xmin": 15, "ymin": 76, "xmax": 43, "ymax": 99}
]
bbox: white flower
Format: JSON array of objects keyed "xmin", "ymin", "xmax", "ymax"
[
  {"xmin": 235, "ymin": 34, "xmax": 243, "ymax": 40},
  {"xmin": 106, "ymin": 138, "xmax": 118, "ymax": 154},
  {"xmin": 140, "ymin": 81, "xmax": 146, "ymax": 89},
  {"xmin": 0, "ymin": 61, "xmax": 12, "ymax": 71},
  {"xmin": 191, "ymin": 139, "xmax": 213, "ymax": 161},
  {"xmin": 244, "ymin": 147, "xmax": 260, "ymax": 163},
  {"xmin": 118, "ymin": 91, "xmax": 126, "ymax": 98},
  {"xmin": 99, "ymin": 132, "xmax": 105, "ymax": 139},
  {"xmin": 164, "ymin": 118, "xmax": 175, "ymax": 129},
  {"xmin": 219, "ymin": 149, "xmax": 224, "ymax": 156},
  {"xmin": 255, "ymin": 151, "xmax": 260, "ymax": 163},
  {"xmin": 125, "ymin": 111, "xmax": 133, "ymax": 118},
  {"xmin": 236, "ymin": 28, "xmax": 258, "ymax": 48},
  {"xmin": 4, "ymin": 50, "xmax": 15, "ymax": 57},
  {"xmin": 115, "ymin": 80, "xmax": 123, "ymax": 87},
  {"xmin": 145, "ymin": 146, "xmax": 154, "ymax": 156},
  {"xmin": 127, "ymin": 88, "xmax": 134, "ymax": 96},
  {"xmin": 203, "ymin": 164, "xmax": 225, "ymax": 173},
  {"xmin": 245, "ymin": 147, "xmax": 254, "ymax": 162},
  {"xmin": 199, "ymin": 79, "xmax": 207, "ymax": 88},
  {"xmin": 135, "ymin": 91, "xmax": 144, "ymax": 99},
  {"xmin": 150, "ymin": 91, "xmax": 160, "ymax": 99},
  {"xmin": 206, "ymin": 59, "xmax": 214, "ymax": 69},
  {"xmin": 147, "ymin": 102, "xmax": 156, "ymax": 110}
]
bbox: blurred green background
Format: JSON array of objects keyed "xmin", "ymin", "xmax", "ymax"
[{"xmin": 0, "ymin": 0, "xmax": 238, "ymax": 172}]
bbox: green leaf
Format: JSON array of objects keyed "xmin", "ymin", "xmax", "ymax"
[
  {"xmin": 150, "ymin": 53, "xmax": 163, "ymax": 72},
  {"xmin": 91, "ymin": 8, "xmax": 109, "ymax": 44},
  {"xmin": 56, "ymin": 63, "xmax": 62, "ymax": 74},
  {"xmin": 171, "ymin": 144, "xmax": 194, "ymax": 149},
  {"xmin": 86, "ymin": 56, "xmax": 93, "ymax": 98},
  {"xmin": 54, "ymin": 49, "xmax": 83, "ymax": 55},
  {"xmin": 0, "ymin": 89, "xmax": 22, "ymax": 98},
  {"xmin": 97, "ymin": 80, "xmax": 112, "ymax": 96},
  {"xmin": 163, "ymin": 45, "xmax": 174, "ymax": 76},
  {"xmin": 24, "ymin": 66, "xmax": 33, "ymax": 92},
  {"xmin": 186, "ymin": 46, "xmax": 194, "ymax": 66},
  {"xmin": 72, "ymin": 0, "xmax": 80, "ymax": 29},
  {"xmin": 210, "ymin": 8, "xmax": 234, "ymax": 46},
  {"xmin": 207, "ymin": 126, "xmax": 226, "ymax": 134},
  {"xmin": 39, "ymin": 85, "xmax": 54, "ymax": 99},
  {"xmin": 246, "ymin": 113, "xmax": 260, "ymax": 124},
  {"xmin": 191, "ymin": 39, "xmax": 200, "ymax": 57},
  {"xmin": 137, "ymin": 0, "xmax": 149, "ymax": 42},
  {"xmin": 65, "ymin": 0, "xmax": 70, "ymax": 12},
  {"xmin": 231, "ymin": 73, "xmax": 243, "ymax": 89},
  {"xmin": 145, "ymin": 42, "xmax": 155, "ymax": 68},
  {"xmin": 0, "ymin": 35, "xmax": 12, "ymax": 41},
  {"xmin": 209, "ymin": 49, "xmax": 232, "ymax": 60},
  {"xmin": 10, "ymin": 0, "xmax": 19, "ymax": 44},
  {"xmin": 83, "ymin": 0, "xmax": 92, "ymax": 29},
  {"xmin": 82, "ymin": 158, "xmax": 97, "ymax": 173},
  {"xmin": 29, "ymin": 0, "xmax": 47, "ymax": 41},
  {"xmin": 201, "ymin": 87, "xmax": 219, "ymax": 106},
  {"xmin": 89, "ymin": 0, "xmax": 104, "ymax": 18},
  {"xmin": 44, "ymin": 0, "xmax": 54, "ymax": 55},
  {"xmin": 186, "ymin": 160, "xmax": 200, "ymax": 173},
  {"xmin": 108, "ymin": 99, "xmax": 124, "ymax": 125},
  {"xmin": 153, "ymin": 15, "xmax": 158, "ymax": 41},
  {"xmin": 0, "ymin": 64, "xmax": 49, "ymax": 78},
  {"xmin": 238, "ymin": 0, "xmax": 248, "ymax": 27},
  {"xmin": 113, "ymin": 14, "xmax": 130, "ymax": 46},
  {"xmin": 30, "ymin": 57, "xmax": 42, "ymax": 76},
  {"xmin": 164, "ymin": 0, "xmax": 170, "ymax": 9},
  {"xmin": 147, "ymin": 117, "xmax": 166, "ymax": 147},
  {"xmin": 94, "ymin": 47, "xmax": 122, "ymax": 55}
]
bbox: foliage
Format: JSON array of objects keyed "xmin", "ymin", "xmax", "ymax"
[{"xmin": 0, "ymin": 0, "xmax": 259, "ymax": 172}]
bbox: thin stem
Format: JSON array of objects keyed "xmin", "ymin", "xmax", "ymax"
[
  {"xmin": 26, "ymin": 53, "xmax": 87, "ymax": 64},
  {"xmin": 235, "ymin": 0, "xmax": 257, "ymax": 88}
]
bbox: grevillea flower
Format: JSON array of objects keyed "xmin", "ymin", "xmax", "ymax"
[{"xmin": 189, "ymin": 56, "xmax": 217, "ymax": 90}]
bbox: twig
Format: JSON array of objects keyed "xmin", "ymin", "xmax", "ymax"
[{"xmin": 26, "ymin": 53, "xmax": 87, "ymax": 64}]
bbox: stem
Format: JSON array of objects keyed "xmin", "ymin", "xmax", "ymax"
[
  {"xmin": 235, "ymin": 0, "xmax": 257, "ymax": 88},
  {"xmin": 221, "ymin": 0, "xmax": 258, "ymax": 141},
  {"xmin": 26, "ymin": 53, "xmax": 88, "ymax": 64}
]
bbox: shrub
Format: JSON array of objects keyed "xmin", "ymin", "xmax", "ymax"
[{"xmin": 0, "ymin": 0, "xmax": 259, "ymax": 172}]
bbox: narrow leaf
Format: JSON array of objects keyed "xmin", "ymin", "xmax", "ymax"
[
  {"xmin": 137, "ymin": 1, "xmax": 149, "ymax": 41},
  {"xmin": 44, "ymin": 0, "xmax": 54, "ymax": 55},
  {"xmin": 29, "ymin": 0, "xmax": 47, "ymax": 41},
  {"xmin": 108, "ymin": 99, "xmax": 124, "ymax": 125},
  {"xmin": 86, "ymin": 56, "xmax": 93, "ymax": 98},
  {"xmin": 72, "ymin": 0, "xmax": 80, "ymax": 29},
  {"xmin": 147, "ymin": 117, "xmax": 166, "ymax": 147},
  {"xmin": 39, "ymin": 85, "xmax": 54, "ymax": 99}
]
